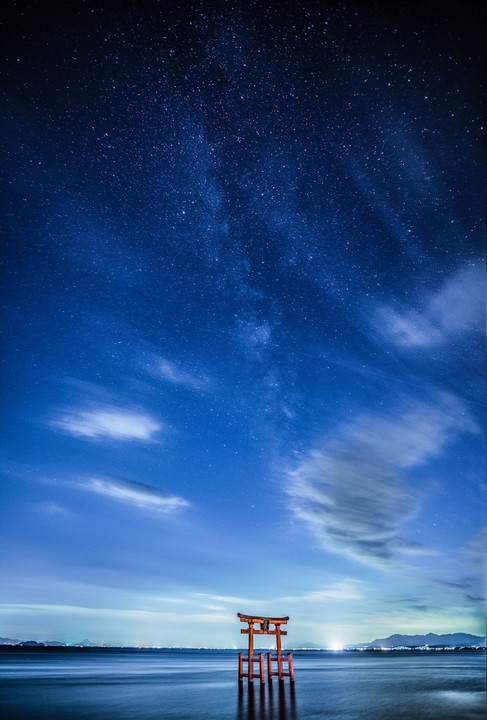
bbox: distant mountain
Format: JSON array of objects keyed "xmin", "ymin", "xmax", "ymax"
[
  {"xmin": 0, "ymin": 636, "xmax": 95, "ymax": 647},
  {"xmin": 19, "ymin": 640, "xmax": 45, "ymax": 646},
  {"xmin": 290, "ymin": 632, "xmax": 486, "ymax": 650},
  {"xmin": 44, "ymin": 640, "xmax": 65, "ymax": 646},
  {"xmin": 75, "ymin": 639, "xmax": 98, "ymax": 647},
  {"xmin": 368, "ymin": 633, "xmax": 485, "ymax": 648}
]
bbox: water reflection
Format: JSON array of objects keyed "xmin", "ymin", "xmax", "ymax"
[{"xmin": 237, "ymin": 681, "xmax": 297, "ymax": 720}]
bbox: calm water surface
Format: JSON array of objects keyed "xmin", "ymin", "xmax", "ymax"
[{"xmin": 0, "ymin": 648, "xmax": 485, "ymax": 719}]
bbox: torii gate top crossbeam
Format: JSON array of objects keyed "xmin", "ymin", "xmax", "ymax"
[
  {"xmin": 237, "ymin": 613, "xmax": 289, "ymax": 625},
  {"xmin": 237, "ymin": 613, "xmax": 289, "ymax": 639}
]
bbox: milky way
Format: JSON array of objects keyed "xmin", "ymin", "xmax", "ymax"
[{"xmin": 1, "ymin": 1, "xmax": 484, "ymax": 647}]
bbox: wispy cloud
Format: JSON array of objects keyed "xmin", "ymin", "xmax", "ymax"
[
  {"xmin": 157, "ymin": 357, "xmax": 208, "ymax": 390},
  {"xmin": 78, "ymin": 476, "xmax": 189, "ymax": 513},
  {"xmin": 41, "ymin": 503, "xmax": 71, "ymax": 516},
  {"xmin": 52, "ymin": 406, "xmax": 163, "ymax": 441},
  {"xmin": 140, "ymin": 351, "xmax": 210, "ymax": 391},
  {"xmin": 280, "ymin": 580, "xmax": 367, "ymax": 604},
  {"xmin": 192, "ymin": 592, "xmax": 260, "ymax": 606},
  {"xmin": 435, "ymin": 579, "xmax": 473, "ymax": 591},
  {"xmin": 288, "ymin": 395, "xmax": 477, "ymax": 568},
  {"xmin": 372, "ymin": 262, "xmax": 484, "ymax": 348},
  {"xmin": 0, "ymin": 603, "xmax": 228, "ymax": 623},
  {"xmin": 462, "ymin": 527, "xmax": 487, "ymax": 574}
]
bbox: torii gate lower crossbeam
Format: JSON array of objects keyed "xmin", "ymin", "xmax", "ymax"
[{"xmin": 237, "ymin": 613, "xmax": 294, "ymax": 684}]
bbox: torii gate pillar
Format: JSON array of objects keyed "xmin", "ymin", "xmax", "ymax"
[{"xmin": 237, "ymin": 613, "xmax": 294, "ymax": 684}]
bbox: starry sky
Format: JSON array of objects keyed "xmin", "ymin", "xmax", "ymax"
[{"xmin": 1, "ymin": 1, "xmax": 485, "ymax": 648}]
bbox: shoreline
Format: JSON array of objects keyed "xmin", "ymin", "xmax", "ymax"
[{"xmin": 1, "ymin": 644, "xmax": 485, "ymax": 654}]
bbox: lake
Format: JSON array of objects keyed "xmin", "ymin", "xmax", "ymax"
[{"xmin": 0, "ymin": 647, "xmax": 485, "ymax": 719}]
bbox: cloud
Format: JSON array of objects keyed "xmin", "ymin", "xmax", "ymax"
[
  {"xmin": 157, "ymin": 358, "xmax": 208, "ymax": 390},
  {"xmin": 52, "ymin": 406, "xmax": 162, "ymax": 441},
  {"xmin": 41, "ymin": 503, "xmax": 71, "ymax": 516},
  {"xmin": 462, "ymin": 527, "xmax": 487, "ymax": 574},
  {"xmin": 78, "ymin": 476, "xmax": 189, "ymax": 513},
  {"xmin": 435, "ymin": 579, "xmax": 472, "ymax": 591},
  {"xmin": 280, "ymin": 580, "xmax": 367, "ymax": 604},
  {"xmin": 433, "ymin": 574, "xmax": 486, "ymax": 608},
  {"xmin": 288, "ymin": 395, "xmax": 477, "ymax": 567},
  {"xmin": 0, "ymin": 603, "xmax": 228, "ymax": 624},
  {"xmin": 140, "ymin": 352, "xmax": 210, "ymax": 392},
  {"xmin": 192, "ymin": 592, "xmax": 260, "ymax": 606},
  {"xmin": 372, "ymin": 262, "xmax": 484, "ymax": 348}
]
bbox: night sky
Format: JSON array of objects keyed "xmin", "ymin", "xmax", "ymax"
[{"xmin": 1, "ymin": 1, "xmax": 485, "ymax": 648}]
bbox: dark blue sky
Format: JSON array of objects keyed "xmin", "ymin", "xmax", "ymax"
[{"xmin": 1, "ymin": 1, "xmax": 485, "ymax": 647}]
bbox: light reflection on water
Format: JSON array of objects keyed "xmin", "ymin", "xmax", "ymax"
[{"xmin": 0, "ymin": 649, "xmax": 485, "ymax": 720}]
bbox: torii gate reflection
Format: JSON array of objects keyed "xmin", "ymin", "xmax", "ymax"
[
  {"xmin": 237, "ymin": 679, "xmax": 297, "ymax": 720},
  {"xmin": 237, "ymin": 613, "xmax": 295, "ymax": 685}
]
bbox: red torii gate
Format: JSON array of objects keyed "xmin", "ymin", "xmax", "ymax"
[{"xmin": 237, "ymin": 612, "xmax": 295, "ymax": 684}]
